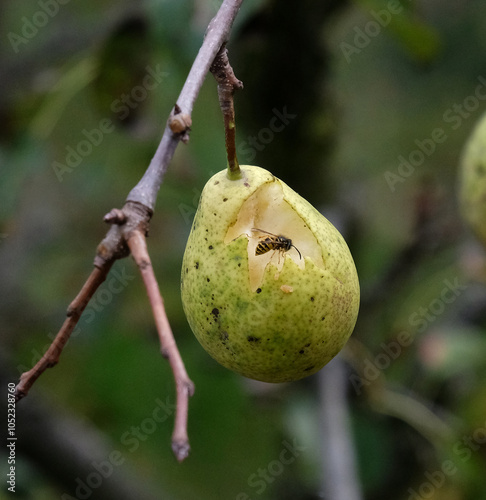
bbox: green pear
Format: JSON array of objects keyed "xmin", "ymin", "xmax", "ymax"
[
  {"xmin": 459, "ymin": 111, "xmax": 486, "ymax": 247},
  {"xmin": 181, "ymin": 165, "xmax": 360, "ymax": 383}
]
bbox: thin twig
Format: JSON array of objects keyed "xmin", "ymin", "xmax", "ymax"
[
  {"xmin": 127, "ymin": 231, "xmax": 195, "ymax": 462},
  {"xmin": 15, "ymin": 262, "xmax": 114, "ymax": 401},
  {"xmin": 210, "ymin": 45, "xmax": 243, "ymax": 177},
  {"xmin": 372, "ymin": 388, "xmax": 454, "ymax": 448}
]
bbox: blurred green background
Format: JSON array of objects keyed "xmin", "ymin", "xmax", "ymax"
[{"xmin": 1, "ymin": 1, "xmax": 486, "ymax": 499}]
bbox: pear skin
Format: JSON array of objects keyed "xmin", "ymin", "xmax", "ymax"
[
  {"xmin": 459, "ymin": 111, "xmax": 486, "ymax": 247},
  {"xmin": 181, "ymin": 165, "xmax": 360, "ymax": 383}
]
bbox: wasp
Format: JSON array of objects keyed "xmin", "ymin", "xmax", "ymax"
[{"xmin": 252, "ymin": 228, "xmax": 302, "ymax": 260}]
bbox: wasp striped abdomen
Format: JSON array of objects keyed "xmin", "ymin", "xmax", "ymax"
[{"xmin": 253, "ymin": 229, "xmax": 302, "ymax": 260}]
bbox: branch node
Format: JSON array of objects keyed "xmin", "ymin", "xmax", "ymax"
[
  {"xmin": 66, "ymin": 304, "xmax": 81, "ymax": 317},
  {"xmin": 210, "ymin": 46, "xmax": 243, "ymax": 92},
  {"xmin": 169, "ymin": 104, "xmax": 192, "ymax": 144},
  {"xmin": 104, "ymin": 208, "xmax": 127, "ymax": 225},
  {"xmin": 185, "ymin": 379, "xmax": 196, "ymax": 398}
]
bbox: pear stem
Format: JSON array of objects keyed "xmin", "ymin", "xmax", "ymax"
[{"xmin": 210, "ymin": 45, "xmax": 244, "ymax": 179}]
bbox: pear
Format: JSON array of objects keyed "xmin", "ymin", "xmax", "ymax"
[
  {"xmin": 181, "ymin": 165, "xmax": 360, "ymax": 383},
  {"xmin": 459, "ymin": 111, "xmax": 486, "ymax": 247}
]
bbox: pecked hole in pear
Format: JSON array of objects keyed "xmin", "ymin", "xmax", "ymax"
[{"xmin": 224, "ymin": 180, "xmax": 325, "ymax": 291}]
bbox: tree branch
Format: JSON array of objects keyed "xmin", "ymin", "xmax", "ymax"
[
  {"xmin": 15, "ymin": 262, "xmax": 114, "ymax": 402},
  {"xmin": 127, "ymin": 231, "xmax": 194, "ymax": 462},
  {"xmin": 126, "ymin": 0, "xmax": 245, "ymax": 209},
  {"xmin": 15, "ymin": 0, "xmax": 245, "ymax": 462}
]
